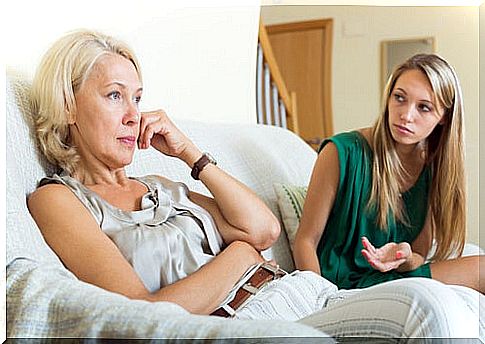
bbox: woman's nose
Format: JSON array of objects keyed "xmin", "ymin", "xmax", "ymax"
[
  {"xmin": 400, "ymin": 105, "xmax": 416, "ymax": 122},
  {"xmin": 123, "ymin": 102, "xmax": 140, "ymax": 125}
]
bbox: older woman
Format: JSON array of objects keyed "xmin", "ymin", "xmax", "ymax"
[{"xmin": 28, "ymin": 29, "xmax": 482, "ymax": 339}]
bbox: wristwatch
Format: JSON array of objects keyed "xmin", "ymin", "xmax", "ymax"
[{"xmin": 191, "ymin": 153, "xmax": 217, "ymax": 180}]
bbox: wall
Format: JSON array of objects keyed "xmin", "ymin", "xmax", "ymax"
[
  {"xmin": 5, "ymin": 0, "xmax": 260, "ymax": 124},
  {"xmin": 480, "ymin": 2, "xmax": 484, "ymax": 248},
  {"xmin": 3, "ymin": 2, "xmax": 481, "ymax": 245},
  {"xmin": 261, "ymin": 5, "xmax": 480, "ymax": 245}
]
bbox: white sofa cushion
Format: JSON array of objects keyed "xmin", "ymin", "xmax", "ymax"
[{"xmin": 6, "ymin": 73, "xmax": 62, "ymax": 266}]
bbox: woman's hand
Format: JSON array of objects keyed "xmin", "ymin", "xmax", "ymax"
[
  {"xmin": 361, "ymin": 236, "xmax": 412, "ymax": 272},
  {"xmin": 138, "ymin": 109, "xmax": 201, "ymax": 165}
]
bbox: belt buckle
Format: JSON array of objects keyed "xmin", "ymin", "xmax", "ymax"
[
  {"xmin": 241, "ymin": 263, "xmax": 285, "ymax": 295},
  {"xmin": 260, "ymin": 262, "xmax": 287, "ymax": 278},
  {"xmin": 212, "ymin": 263, "xmax": 287, "ymax": 318},
  {"xmin": 237, "ymin": 263, "xmax": 286, "ymax": 309}
]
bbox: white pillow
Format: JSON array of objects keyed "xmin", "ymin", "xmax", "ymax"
[{"xmin": 273, "ymin": 183, "xmax": 307, "ymax": 250}]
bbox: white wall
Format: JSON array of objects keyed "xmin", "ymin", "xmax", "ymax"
[
  {"xmin": 5, "ymin": 0, "xmax": 260, "ymax": 124},
  {"xmin": 262, "ymin": 5, "xmax": 480, "ymax": 245},
  {"xmin": 480, "ymin": 3, "xmax": 484, "ymax": 248}
]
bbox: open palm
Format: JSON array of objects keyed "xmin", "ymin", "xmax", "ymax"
[{"xmin": 361, "ymin": 237, "xmax": 411, "ymax": 272}]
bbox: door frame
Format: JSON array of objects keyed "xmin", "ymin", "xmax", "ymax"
[{"xmin": 266, "ymin": 19, "xmax": 334, "ymax": 138}]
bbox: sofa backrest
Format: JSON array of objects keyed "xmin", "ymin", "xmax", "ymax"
[
  {"xmin": 6, "ymin": 73, "xmax": 63, "ymax": 266},
  {"xmin": 6, "ymin": 73, "xmax": 317, "ymax": 271}
]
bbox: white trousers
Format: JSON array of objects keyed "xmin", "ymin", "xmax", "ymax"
[{"xmin": 234, "ymin": 271, "xmax": 484, "ymax": 341}]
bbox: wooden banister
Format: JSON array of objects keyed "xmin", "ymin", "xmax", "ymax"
[{"xmin": 257, "ymin": 21, "xmax": 299, "ymax": 135}]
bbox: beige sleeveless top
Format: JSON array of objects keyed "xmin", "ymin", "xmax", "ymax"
[{"xmin": 40, "ymin": 173, "xmax": 224, "ymax": 293}]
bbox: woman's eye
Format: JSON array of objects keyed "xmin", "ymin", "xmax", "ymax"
[
  {"xmin": 108, "ymin": 91, "xmax": 121, "ymax": 101},
  {"xmin": 394, "ymin": 94, "xmax": 405, "ymax": 102},
  {"xmin": 419, "ymin": 104, "xmax": 432, "ymax": 112},
  {"xmin": 134, "ymin": 95, "xmax": 142, "ymax": 104}
]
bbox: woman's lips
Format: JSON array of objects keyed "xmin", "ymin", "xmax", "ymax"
[
  {"xmin": 118, "ymin": 136, "xmax": 136, "ymax": 147},
  {"xmin": 394, "ymin": 124, "xmax": 414, "ymax": 134}
]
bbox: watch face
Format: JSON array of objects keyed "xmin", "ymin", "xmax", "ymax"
[{"xmin": 205, "ymin": 152, "xmax": 217, "ymax": 165}]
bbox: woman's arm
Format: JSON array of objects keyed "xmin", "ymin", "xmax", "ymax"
[
  {"xmin": 139, "ymin": 110, "xmax": 280, "ymax": 251},
  {"xmin": 293, "ymin": 142, "xmax": 340, "ymax": 274},
  {"xmin": 188, "ymin": 191, "xmax": 278, "ymax": 251},
  {"xmin": 187, "ymin": 162, "xmax": 280, "ymax": 251},
  {"xmin": 396, "ymin": 214, "xmax": 432, "ymax": 271},
  {"xmin": 28, "ymin": 184, "xmax": 264, "ymax": 315}
]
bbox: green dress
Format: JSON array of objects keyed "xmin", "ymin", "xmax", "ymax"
[{"xmin": 317, "ymin": 131, "xmax": 432, "ymax": 289}]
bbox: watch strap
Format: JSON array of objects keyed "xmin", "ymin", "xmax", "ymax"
[{"xmin": 191, "ymin": 154, "xmax": 213, "ymax": 180}]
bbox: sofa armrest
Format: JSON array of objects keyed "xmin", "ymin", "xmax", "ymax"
[
  {"xmin": 425, "ymin": 242, "xmax": 484, "ymax": 263},
  {"xmin": 7, "ymin": 258, "xmax": 328, "ymax": 339},
  {"xmin": 462, "ymin": 243, "xmax": 484, "ymax": 256}
]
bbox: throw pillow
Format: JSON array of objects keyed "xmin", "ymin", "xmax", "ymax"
[{"xmin": 273, "ymin": 183, "xmax": 308, "ymax": 250}]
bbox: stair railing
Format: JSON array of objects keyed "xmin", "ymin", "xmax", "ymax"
[{"xmin": 256, "ymin": 22, "xmax": 299, "ymax": 135}]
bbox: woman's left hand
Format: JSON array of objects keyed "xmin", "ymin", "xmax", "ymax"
[
  {"xmin": 361, "ymin": 236, "xmax": 412, "ymax": 272},
  {"xmin": 138, "ymin": 109, "xmax": 201, "ymax": 164}
]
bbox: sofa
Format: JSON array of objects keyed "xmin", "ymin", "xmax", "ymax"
[
  {"xmin": 6, "ymin": 72, "xmax": 333, "ymax": 339},
  {"xmin": 6, "ymin": 71, "xmax": 483, "ymax": 340}
]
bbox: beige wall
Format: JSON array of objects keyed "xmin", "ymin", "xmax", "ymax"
[{"xmin": 262, "ymin": 5, "xmax": 480, "ymax": 245}]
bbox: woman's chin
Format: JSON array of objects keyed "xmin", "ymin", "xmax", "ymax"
[{"xmin": 114, "ymin": 153, "xmax": 135, "ymax": 168}]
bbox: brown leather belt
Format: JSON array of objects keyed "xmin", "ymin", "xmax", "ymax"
[{"xmin": 211, "ymin": 263, "xmax": 286, "ymax": 318}]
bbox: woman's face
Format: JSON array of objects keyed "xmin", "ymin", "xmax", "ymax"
[
  {"xmin": 388, "ymin": 69, "xmax": 445, "ymax": 147},
  {"xmin": 71, "ymin": 53, "xmax": 142, "ymax": 170}
]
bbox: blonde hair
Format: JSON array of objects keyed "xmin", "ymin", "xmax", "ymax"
[
  {"xmin": 31, "ymin": 29, "xmax": 142, "ymax": 174},
  {"xmin": 369, "ymin": 53, "xmax": 466, "ymax": 261}
]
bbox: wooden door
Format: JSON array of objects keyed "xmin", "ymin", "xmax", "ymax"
[{"xmin": 266, "ymin": 19, "xmax": 333, "ymax": 149}]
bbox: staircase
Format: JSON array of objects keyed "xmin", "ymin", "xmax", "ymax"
[{"xmin": 256, "ymin": 22, "xmax": 299, "ymax": 135}]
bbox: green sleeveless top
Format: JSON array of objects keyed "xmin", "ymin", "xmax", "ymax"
[{"xmin": 316, "ymin": 131, "xmax": 432, "ymax": 289}]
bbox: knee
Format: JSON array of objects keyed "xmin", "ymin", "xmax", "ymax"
[
  {"xmin": 386, "ymin": 278, "xmax": 446, "ymax": 316},
  {"xmin": 380, "ymin": 278, "xmax": 479, "ymax": 338}
]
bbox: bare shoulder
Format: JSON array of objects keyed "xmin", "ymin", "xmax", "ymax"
[
  {"xmin": 318, "ymin": 140, "xmax": 338, "ymax": 163},
  {"xmin": 28, "ymin": 183, "xmax": 77, "ymax": 210},
  {"xmin": 357, "ymin": 127, "xmax": 373, "ymax": 147},
  {"xmin": 27, "ymin": 183, "xmax": 94, "ymax": 233}
]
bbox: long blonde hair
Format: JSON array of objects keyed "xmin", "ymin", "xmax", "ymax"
[
  {"xmin": 31, "ymin": 29, "xmax": 142, "ymax": 174},
  {"xmin": 369, "ymin": 53, "xmax": 466, "ymax": 261}
]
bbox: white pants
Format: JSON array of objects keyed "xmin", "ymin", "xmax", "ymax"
[{"xmin": 234, "ymin": 271, "xmax": 483, "ymax": 341}]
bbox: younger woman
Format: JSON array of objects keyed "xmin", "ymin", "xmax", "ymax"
[{"xmin": 294, "ymin": 54, "xmax": 483, "ymax": 293}]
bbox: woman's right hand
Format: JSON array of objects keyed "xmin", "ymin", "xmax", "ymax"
[{"xmin": 138, "ymin": 109, "xmax": 202, "ymax": 166}]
